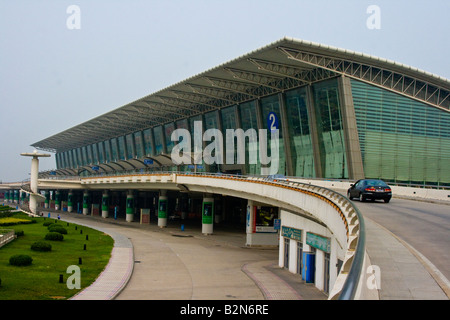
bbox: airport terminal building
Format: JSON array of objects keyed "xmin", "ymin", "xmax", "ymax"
[
  {"xmin": 5, "ymin": 37, "xmax": 449, "ymax": 298},
  {"xmin": 33, "ymin": 37, "xmax": 450, "ymax": 186}
]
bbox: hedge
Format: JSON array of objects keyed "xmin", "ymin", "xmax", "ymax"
[
  {"xmin": 47, "ymin": 225, "xmax": 67, "ymax": 234},
  {"xmin": 30, "ymin": 241, "xmax": 52, "ymax": 252},
  {"xmin": 9, "ymin": 255, "xmax": 33, "ymax": 266},
  {"xmin": 44, "ymin": 232, "xmax": 64, "ymax": 241}
]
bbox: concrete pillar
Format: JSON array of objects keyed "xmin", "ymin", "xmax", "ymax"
[
  {"xmin": 55, "ymin": 190, "xmax": 61, "ymax": 211},
  {"xmin": 102, "ymin": 191, "xmax": 109, "ymax": 218},
  {"xmin": 67, "ymin": 191, "xmax": 73, "ymax": 213},
  {"xmin": 246, "ymin": 200, "xmax": 256, "ymax": 246},
  {"xmin": 14, "ymin": 190, "xmax": 19, "ymax": 204},
  {"xmin": 126, "ymin": 191, "xmax": 134, "ymax": 222},
  {"xmin": 20, "ymin": 150, "xmax": 50, "ymax": 214},
  {"xmin": 338, "ymin": 75, "xmax": 365, "ymax": 180},
  {"xmin": 82, "ymin": 191, "xmax": 89, "ymax": 215},
  {"xmin": 202, "ymin": 196, "xmax": 214, "ymax": 235},
  {"xmin": 44, "ymin": 191, "xmax": 49, "ymax": 208},
  {"xmin": 158, "ymin": 190, "xmax": 168, "ymax": 228}
]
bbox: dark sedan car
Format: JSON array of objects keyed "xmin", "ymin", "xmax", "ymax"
[{"xmin": 347, "ymin": 179, "xmax": 392, "ymax": 203}]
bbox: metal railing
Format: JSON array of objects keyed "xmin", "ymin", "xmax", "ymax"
[{"xmin": 0, "ymin": 229, "xmax": 15, "ymax": 248}]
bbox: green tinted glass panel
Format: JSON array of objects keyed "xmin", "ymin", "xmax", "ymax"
[
  {"xmin": 261, "ymin": 94, "xmax": 286, "ymax": 175},
  {"xmin": 239, "ymin": 101, "xmax": 260, "ymax": 174},
  {"xmin": 164, "ymin": 123, "xmax": 175, "ymax": 154},
  {"xmin": 143, "ymin": 129, "xmax": 153, "ymax": 156},
  {"xmin": 312, "ymin": 79, "xmax": 348, "ymax": 179},
  {"xmin": 117, "ymin": 136, "xmax": 126, "ymax": 160},
  {"xmin": 126, "ymin": 134, "xmax": 135, "ymax": 159},
  {"xmin": 284, "ymin": 87, "xmax": 315, "ymax": 177},
  {"xmin": 153, "ymin": 126, "xmax": 164, "ymax": 155},
  {"xmin": 134, "ymin": 131, "xmax": 144, "ymax": 158},
  {"xmin": 351, "ymin": 79, "xmax": 450, "ymax": 185}
]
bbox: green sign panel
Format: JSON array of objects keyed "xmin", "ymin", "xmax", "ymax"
[
  {"xmin": 158, "ymin": 199, "xmax": 168, "ymax": 219},
  {"xmin": 306, "ymin": 232, "xmax": 331, "ymax": 253},
  {"xmin": 202, "ymin": 202, "xmax": 214, "ymax": 224},
  {"xmin": 281, "ymin": 226, "xmax": 302, "ymax": 241}
]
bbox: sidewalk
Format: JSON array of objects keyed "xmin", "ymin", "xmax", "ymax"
[
  {"xmin": 55, "ymin": 211, "xmax": 326, "ymax": 300},
  {"xmin": 44, "ymin": 208, "xmax": 448, "ymax": 300}
]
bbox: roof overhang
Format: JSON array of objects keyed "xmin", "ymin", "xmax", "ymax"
[{"xmin": 32, "ymin": 37, "xmax": 450, "ymax": 153}]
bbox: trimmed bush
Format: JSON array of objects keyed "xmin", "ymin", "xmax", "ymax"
[
  {"xmin": 44, "ymin": 232, "xmax": 64, "ymax": 241},
  {"xmin": 15, "ymin": 230, "xmax": 24, "ymax": 237},
  {"xmin": 31, "ymin": 241, "xmax": 52, "ymax": 252},
  {"xmin": 9, "ymin": 255, "xmax": 33, "ymax": 266},
  {"xmin": 43, "ymin": 221, "xmax": 54, "ymax": 227},
  {"xmin": 47, "ymin": 225, "xmax": 67, "ymax": 234}
]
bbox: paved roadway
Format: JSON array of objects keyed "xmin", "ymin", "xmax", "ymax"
[
  {"xmin": 354, "ymin": 197, "xmax": 450, "ymax": 281},
  {"xmin": 333, "ymin": 189, "xmax": 450, "ymax": 298}
]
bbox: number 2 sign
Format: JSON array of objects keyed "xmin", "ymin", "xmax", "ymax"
[{"xmin": 267, "ymin": 112, "xmax": 279, "ymax": 132}]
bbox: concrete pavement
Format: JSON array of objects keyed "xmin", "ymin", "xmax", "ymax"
[{"xmin": 41, "ymin": 208, "xmax": 448, "ymax": 300}]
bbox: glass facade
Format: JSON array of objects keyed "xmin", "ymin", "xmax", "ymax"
[
  {"xmin": 260, "ymin": 94, "xmax": 286, "ymax": 175},
  {"xmin": 351, "ymin": 79, "xmax": 450, "ymax": 185},
  {"xmin": 153, "ymin": 126, "xmax": 164, "ymax": 155},
  {"xmin": 284, "ymin": 87, "xmax": 315, "ymax": 177},
  {"xmin": 239, "ymin": 100, "xmax": 260, "ymax": 174},
  {"xmin": 164, "ymin": 123, "xmax": 175, "ymax": 154},
  {"xmin": 117, "ymin": 136, "xmax": 126, "ymax": 160},
  {"xmin": 143, "ymin": 128, "xmax": 153, "ymax": 156},
  {"xmin": 221, "ymin": 106, "xmax": 237, "ymax": 164},
  {"xmin": 312, "ymin": 79, "xmax": 348, "ymax": 179},
  {"xmin": 125, "ymin": 134, "xmax": 135, "ymax": 159},
  {"xmin": 134, "ymin": 131, "xmax": 144, "ymax": 158},
  {"xmin": 53, "ymin": 76, "xmax": 449, "ymax": 186}
]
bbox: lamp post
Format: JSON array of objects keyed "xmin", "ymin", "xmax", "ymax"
[{"xmin": 20, "ymin": 150, "xmax": 51, "ymax": 214}]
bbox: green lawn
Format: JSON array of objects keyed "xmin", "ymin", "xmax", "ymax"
[{"xmin": 0, "ymin": 212, "xmax": 114, "ymax": 300}]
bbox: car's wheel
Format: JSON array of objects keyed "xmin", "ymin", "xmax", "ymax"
[
  {"xmin": 384, "ymin": 198, "xmax": 390, "ymax": 203},
  {"xmin": 347, "ymin": 191, "xmax": 353, "ymax": 200},
  {"xmin": 359, "ymin": 193, "xmax": 366, "ymax": 202}
]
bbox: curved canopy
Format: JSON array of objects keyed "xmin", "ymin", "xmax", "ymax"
[{"xmin": 32, "ymin": 37, "xmax": 450, "ymax": 153}]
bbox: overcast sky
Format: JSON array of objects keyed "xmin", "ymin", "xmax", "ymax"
[{"xmin": 0, "ymin": 0, "xmax": 448, "ymax": 182}]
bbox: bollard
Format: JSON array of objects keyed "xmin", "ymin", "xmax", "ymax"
[
  {"xmin": 59, "ymin": 274, "xmax": 63, "ymax": 283},
  {"xmin": 79, "ymin": 257, "xmax": 82, "ymax": 265},
  {"xmin": 83, "ymin": 244, "xmax": 86, "ymax": 250},
  {"xmin": 86, "ymin": 235, "xmax": 89, "ymax": 240},
  {"xmin": 80, "ymin": 229, "xmax": 83, "ymax": 234}
]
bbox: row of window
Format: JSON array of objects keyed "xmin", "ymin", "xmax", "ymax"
[
  {"xmin": 56, "ymin": 78, "xmax": 349, "ymax": 179},
  {"xmin": 351, "ymin": 79, "xmax": 450, "ymax": 184}
]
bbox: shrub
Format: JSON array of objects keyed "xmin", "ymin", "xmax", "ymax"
[
  {"xmin": 47, "ymin": 225, "xmax": 67, "ymax": 234},
  {"xmin": 43, "ymin": 221, "xmax": 54, "ymax": 227},
  {"xmin": 44, "ymin": 232, "xmax": 64, "ymax": 241},
  {"xmin": 31, "ymin": 241, "xmax": 52, "ymax": 252},
  {"xmin": 9, "ymin": 255, "xmax": 33, "ymax": 266},
  {"xmin": 0, "ymin": 211, "xmax": 13, "ymax": 218},
  {"xmin": 15, "ymin": 230, "xmax": 24, "ymax": 237}
]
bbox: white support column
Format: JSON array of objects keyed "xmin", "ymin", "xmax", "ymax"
[
  {"xmin": 20, "ymin": 150, "xmax": 50, "ymax": 214},
  {"xmin": 82, "ymin": 191, "xmax": 89, "ymax": 215},
  {"xmin": 246, "ymin": 200, "xmax": 256, "ymax": 246},
  {"xmin": 102, "ymin": 191, "xmax": 109, "ymax": 218},
  {"xmin": 126, "ymin": 191, "xmax": 134, "ymax": 222},
  {"xmin": 202, "ymin": 196, "xmax": 214, "ymax": 235},
  {"xmin": 67, "ymin": 191, "xmax": 73, "ymax": 213},
  {"xmin": 158, "ymin": 190, "xmax": 168, "ymax": 228}
]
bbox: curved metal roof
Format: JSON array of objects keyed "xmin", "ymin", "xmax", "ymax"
[{"xmin": 32, "ymin": 37, "xmax": 450, "ymax": 153}]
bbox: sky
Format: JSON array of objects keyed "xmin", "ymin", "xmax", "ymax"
[{"xmin": 0, "ymin": 0, "xmax": 449, "ymax": 182}]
